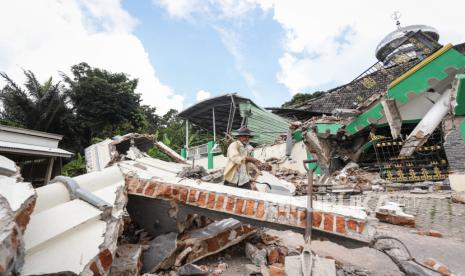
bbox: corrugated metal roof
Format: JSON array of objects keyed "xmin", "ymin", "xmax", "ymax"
[
  {"xmin": 0, "ymin": 125, "xmax": 63, "ymax": 140},
  {"xmin": 178, "ymin": 93, "xmax": 289, "ymax": 145},
  {"xmin": 0, "ymin": 141, "xmax": 73, "ymax": 158},
  {"xmin": 239, "ymin": 102, "xmax": 289, "ymax": 145}
]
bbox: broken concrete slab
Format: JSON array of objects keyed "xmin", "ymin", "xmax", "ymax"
[
  {"xmin": 256, "ymin": 171, "xmax": 296, "ymax": 195},
  {"xmin": 245, "ymin": 242, "xmax": 267, "ymax": 266},
  {"xmin": 154, "ymin": 141, "xmax": 188, "ymax": 164},
  {"xmin": 109, "ymin": 244, "xmax": 143, "ymax": 276},
  {"xmin": 124, "ymin": 171, "xmax": 376, "ymax": 245},
  {"xmin": 312, "ymin": 255, "xmax": 336, "ymax": 276},
  {"xmin": 179, "ymin": 218, "xmax": 256, "ymax": 264},
  {"xmin": 376, "ymin": 202, "xmax": 415, "ymax": 227},
  {"xmin": 284, "ymin": 255, "xmax": 303, "ymax": 276},
  {"xmin": 177, "ymin": 263, "xmax": 208, "ymax": 276},
  {"xmin": 141, "ymin": 232, "xmax": 178, "ymax": 273},
  {"xmin": 0, "ymin": 155, "xmax": 17, "ymax": 176}
]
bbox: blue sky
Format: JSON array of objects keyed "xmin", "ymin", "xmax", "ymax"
[
  {"xmin": 122, "ymin": 0, "xmax": 290, "ymax": 108},
  {"xmin": 1, "ymin": 0, "xmax": 464, "ymax": 114}
]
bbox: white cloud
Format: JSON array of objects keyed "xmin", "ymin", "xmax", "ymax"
[
  {"xmin": 196, "ymin": 89, "xmax": 212, "ymax": 102},
  {"xmin": 155, "ymin": 0, "xmax": 465, "ymax": 95},
  {"xmin": 0, "ymin": 0, "xmax": 183, "ymax": 114},
  {"xmin": 265, "ymin": 0, "xmax": 465, "ymax": 93},
  {"xmin": 154, "ymin": 0, "xmax": 201, "ymax": 18},
  {"xmin": 215, "ymin": 27, "xmax": 260, "ymax": 100}
]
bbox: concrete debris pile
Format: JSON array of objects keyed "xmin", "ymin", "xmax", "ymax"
[
  {"xmin": 130, "ymin": 218, "xmax": 256, "ymax": 275},
  {"xmin": 326, "ymin": 162, "xmax": 387, "ymax": 193},
  {"xmin": 0, "ymin": 137, "xmax": 379, "ymax": 275},
  {"xmin": 270, "ymin": 167, "xmax": 308, "ymax": 195}
]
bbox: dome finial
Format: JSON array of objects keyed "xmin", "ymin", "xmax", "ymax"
[{"xmin": 391, "ymin": 11, "xmax": 402, "ymax": 30}]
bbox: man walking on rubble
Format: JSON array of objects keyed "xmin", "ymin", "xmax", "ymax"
[{"xmin": 223, "ymin": 127, "xmax": 260, "ymax": 190}]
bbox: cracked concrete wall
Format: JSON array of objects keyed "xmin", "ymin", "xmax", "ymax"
[
  {"xmin": 125, "ymin": 175, "xmax": 376, "ymax": 244},
  {"xmin": 443, "ymin": 116, "xmax": 465, "ymax": 173}
]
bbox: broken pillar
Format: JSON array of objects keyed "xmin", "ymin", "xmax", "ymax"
[
  {"xmin": 381, "ymin": 98, "xmax": 402, "ymax": 139},
  {"xmin": 0, "ymin": 156, "xmax": 36, "ymax": 274},
  {"xmin": 141, "ymin": 232, "xmax": 178, "ymax": 273},
  {"xmin": 399, "ymin": 88, "xmax": 452, "ymax": 157}
]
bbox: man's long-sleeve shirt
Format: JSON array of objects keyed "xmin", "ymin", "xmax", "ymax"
[{"xmin": 223, "ymin": 140, "xmax": 250, "ymax": 186}]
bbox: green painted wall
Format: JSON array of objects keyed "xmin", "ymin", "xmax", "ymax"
[
  {"xmin": 316, "ymin": 123, "xmax": 343, "ymax": 134},
  {"xmin": 346, "ymin": 48, "xmax": 465, "ymax": 135},
  {"xmin": 387, "ymin": 49, "xmax": 465, "ymax": 103},
  {"xmin": 207, "ymin": 141, "xmax": 214, "ymax": 169},
  {"xmin": 239, "ymin": 102, "xmax": 289, "ymax": 145},
  {"xmin": 306, "ymin": 151, "xmax": 321, "ymax": 175}
]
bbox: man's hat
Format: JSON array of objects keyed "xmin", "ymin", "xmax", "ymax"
[{"xmin": 234, "ymin": 127, "xmax": 254, "ymax": 137}]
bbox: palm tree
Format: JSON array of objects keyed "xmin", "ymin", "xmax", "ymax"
[
  {"xmin": 0, "ymin": 70, "xmax": 79, "ymax": 152},
  {"xmin": 0, "ymin": 70, "xmax": 71, "ymax": 133}
]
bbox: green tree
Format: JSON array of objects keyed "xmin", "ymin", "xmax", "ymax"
[
  {"xmin": 63, "ymin": 63, "xmax": 147, "ymax": 149},
  {"xmin": 141, "ymin": 105, "xmax": 161, "ymax": 134},
  {"xmin": 0, "ymin": 70, "xmax": 75, "ymax": 149},
  {"xmin": 281, "ymin": 91, "xmax": 325, "ymax": 108}
]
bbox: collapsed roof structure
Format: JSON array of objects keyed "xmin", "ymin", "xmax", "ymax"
[
  {"xmin": 268, "ymin": 24, "xmax": 465, "ymax": 191},
  {"xmin": 0, "ymin": 134, "xmax": 376, "ymax": 275}
]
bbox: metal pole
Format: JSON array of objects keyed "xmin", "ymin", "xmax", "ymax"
[
  {"xmin": 302, "ymin": 159, "xmax": 317, "ymax": 244},
  {"xmin": 306, "ymin": 169, "xmax": 313, "ymax": 243},
  {"xmin": 44, "ymin": 157, "xmax": 55, "ymax": 185},
  {"xmin": 302, "ymin": 159, "xmax": 317, "ymax": 276},
  {"xmin": 185, "ymin": 120, "xmax": 189, "ymax": 149},
  {"xmin": 212, "ymin": 108, "xmax": 216, "ymax": 142}
]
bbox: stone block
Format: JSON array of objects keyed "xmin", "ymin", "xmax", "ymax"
[{"xmin": 109, "ymin": 244, "xmax": 142, "ymax": 276}]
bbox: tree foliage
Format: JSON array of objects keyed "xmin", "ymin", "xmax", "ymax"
[
  {"xmin": 0, "ymin": 63, "xmax": 214, "ymax": 165},
  {"xmin": 281, "ymin": 91, "xmax": 325, "ymax": 108},
  {"xmin": 0, "ymin": 70, "xmax": 75, "ymax": 149},
  {"xmin": 63, "ymin": 63, "xmax": 147, "ymax": 148}
]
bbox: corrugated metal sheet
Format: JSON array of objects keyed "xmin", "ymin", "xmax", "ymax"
[
  {"xmin": 0, "ymin": 141, "xmax": 73, "ymax": 158},
  {"xmin": 239, "ymin": 102, "xmax": 289, "ymax": 145}
]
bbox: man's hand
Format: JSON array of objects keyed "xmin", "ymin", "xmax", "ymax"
[{"xmin": 245, "ymin": 156, "xmax": 261, "ymax": 164}]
